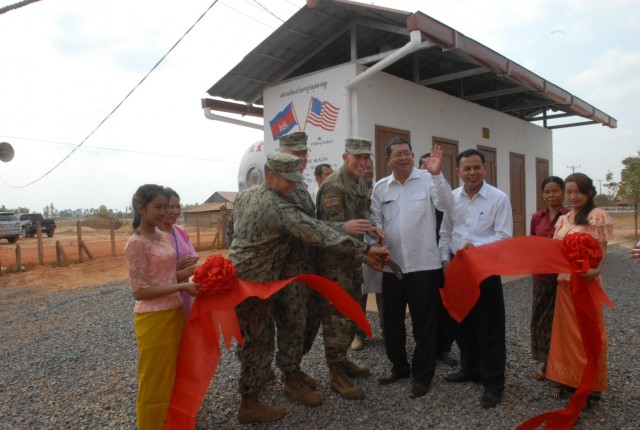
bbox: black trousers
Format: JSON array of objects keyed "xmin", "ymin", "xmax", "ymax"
[
  {"xmin": 454, "ymin": 275, "xmax": 506, "ymax": 393},
  {"xmin": 381, "ymin": 269, "xmax": 441, "ymax": 386},
  {"xmin": 436, "ymin": 267, "xmax": 456, "ymax": 354}
]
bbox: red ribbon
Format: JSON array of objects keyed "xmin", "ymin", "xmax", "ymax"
[
  {"xmin": 164, "ymin": 256, "xmax": 372, "ymax": 429},
  {"xmin": 442, "ymin": 235, "xmax": 613, "ymax": 429}
]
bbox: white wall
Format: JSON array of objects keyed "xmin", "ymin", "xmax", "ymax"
[
  {"xmin": 353, "ymin": 67, "xmax": 553, "ymax": 229},
  {"xmin": 264, "ymin": 62, "xmax": 554, "ymax": 231}
]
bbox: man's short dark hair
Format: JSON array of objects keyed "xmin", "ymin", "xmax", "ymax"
[
  {"xmin": 314, "ymin": 163, "xmax": 331, "ymax": 178},
  {"xmin": 456, "ymin": 149, "xmax": 484, "ymax": 166},
  {"xmin": 384, "ymin": 136, "xmax": 412, "ymax": 157}
]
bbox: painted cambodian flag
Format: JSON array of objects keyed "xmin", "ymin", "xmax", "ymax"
[
  {"xmin": 269, "ymin": 102, "xmax": 298, "ymax": 139},
  {"xmin": 305, "ymin": 97, "xmax": 339, "ymax": 131}
]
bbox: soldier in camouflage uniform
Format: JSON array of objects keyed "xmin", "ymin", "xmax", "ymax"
[
  {"xmin": 228, "ymin": 152, "xmax": 389, "ymax": 424},
  {"xmin": 316, "ymin": 137, "xmax": 376, "ymax": 400},
  {"xmin": 273, "ymin": 132, "xmax": 320, "ymax": 394}
]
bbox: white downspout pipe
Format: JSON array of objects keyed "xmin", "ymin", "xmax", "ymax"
[
  {"xmin": 203, "ymin": 108, "xmax": 263, "ymax": 130},
  {"xmin": 343, "ymin": 29, "xmax": 423, "ymax": 136}
]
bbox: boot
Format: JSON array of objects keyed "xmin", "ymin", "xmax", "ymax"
[
  {"xmin": 283, "ymin": 374, "xmax": 323, "ymax": 407},
  {"xmin": 279, "ymin": 370, "xmax": 317, "ymax": 389},
  {"xmin": 300, "ymin": 370, "xmax": 317, "ymax": 389},
  {"xmin": 237, "ymin": 394, "xmax": 285, "ymax": 424},
  {"xmin": 343, "ymin": 359, "xmax": 371, "ymax": 378},
  {"xmin": 329, "ymin": 363, "xmax": 365, "ymax": 400}
]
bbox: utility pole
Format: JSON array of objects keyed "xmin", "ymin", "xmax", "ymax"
[
  {"xmin": 567, "ymin": 164, "xmax": 581, "ymax": 173},
  {"xmin": 595, "ymin": 179, "xmax": 603, "ymax": 195}
]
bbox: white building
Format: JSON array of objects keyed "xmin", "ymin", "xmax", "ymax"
[{"xmin": 202, "ymin": 0, "xmax": 615, "ymax": 236}]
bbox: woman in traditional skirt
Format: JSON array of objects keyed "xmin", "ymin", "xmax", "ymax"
[
  {"xmin": 529, "ymin": 176, "xmax": 568, "ymax": 380},
  {"xmin": 547, "ymin": 173, "xmax": 613, "ymax": 408},
  {"xmin": 124, "ymin": 184, "xmax": 200, "ymax": 429}
]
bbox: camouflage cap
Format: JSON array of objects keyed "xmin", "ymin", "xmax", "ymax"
[
  {"xmin": 266, "ymin": 152, "xmax": 304, "ymax": 182},
  {"xmin": 345, "ymin": 137, "xmax": 372, "ymax": 155},
  {"xmin": 278, "ymin": 132, "xmax": 310, "ymax": 152}
]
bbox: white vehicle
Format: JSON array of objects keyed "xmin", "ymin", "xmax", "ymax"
[{"xmin": 0, "ymin": 212, "xmax": 20, "ymax": 243}]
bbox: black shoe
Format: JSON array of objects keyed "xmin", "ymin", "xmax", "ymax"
[
  {"xmin": 409, "ymin": 381, "xmax": 429, "ymax": 398},
  {"xmin": 437, "ymin": 350, "xmax": 458, "ymax": 366},
  {"xmin": 444, "ymin": 371, "xmax": 477, "ymax": 383},
  {"xmin": 378, "ymin": 371, "xmax": 410, "ymax": 385},
  {"xmin": 480, "ymin": 390, "xmax": 502, "ymax": 409}
]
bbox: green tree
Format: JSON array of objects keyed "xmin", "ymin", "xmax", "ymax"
[{"xmin": 610, "ymin": 153, "xmax": 640, "ymax": 240}]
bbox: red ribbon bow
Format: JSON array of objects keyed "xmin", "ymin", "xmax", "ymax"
[{"xmin": 441, "ymin": 234, "xmax": 613, "ymax": 429}]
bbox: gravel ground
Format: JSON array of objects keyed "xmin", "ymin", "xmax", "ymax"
[{"xmin": 1, "ymin": 244, "xmax": 639, "ymax": 429}]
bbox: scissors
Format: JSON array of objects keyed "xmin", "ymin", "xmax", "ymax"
[{"xmin": 387, "ymin": 259, "xmax": 403, "ymax": 280}]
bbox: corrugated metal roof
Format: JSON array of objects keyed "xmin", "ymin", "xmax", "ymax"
[
  {"xmin": 205, "ymin": 0, "xmax": 616, "ymax": 129},
  {"xmin": 183, "ymin": 202, "xmax": 232, "ymax": 213}
]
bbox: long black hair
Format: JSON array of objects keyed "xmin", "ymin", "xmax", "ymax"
[
  {"xmin": 565, "ymin": 173, "xmax": 597, "ymax": 226},
  {"xmin": 131, "ymin": 184, "xmax": 166, "ymax": 230}
]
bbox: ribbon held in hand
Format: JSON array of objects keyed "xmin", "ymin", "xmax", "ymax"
[
  {"xmin": 441, "ymin": 233, "xmax": 612, "ymax": 429},
  {"xmin": 164, "ymin": 255, "xmax": 372, "ymax": 429}
]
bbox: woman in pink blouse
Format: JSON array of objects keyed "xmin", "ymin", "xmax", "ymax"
[
  {"xmin": 529, "ymin": 176, "xmax": 569, "ymax": 381},
  {"xmin": 158, "ymin": 188, "xmax": 199, "ymax": 317},
  {"xmin": 124, "ymin": 184, "xmax": 200, "ymax": 430}
]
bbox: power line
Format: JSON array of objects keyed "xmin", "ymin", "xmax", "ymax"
[
  {"xmin": 0, "ymin": 0, "xmax": 220, "ymax": 189},
  {"xmin": 251, "ymin": 0, "xmax": 285, "ymax": 22},
  {"xmin": 567, "ymin": 164, "xmax": 581, "ymax": 173},
  {"xmin": 0, "ymin": 0, "xmax": 43, "ymax": 15},
  {"xmin": 0, "ymin": 134, "xmax": 241, "ymax": 164}
]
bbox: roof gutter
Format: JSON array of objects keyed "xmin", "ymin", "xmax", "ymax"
[
  {"xmin": 343, "ymin": 29, "xmax": 423, "ymax": 136},
  {"xmin": 203, "ymin": 108, "xmax": 263, "ymax": 130}
]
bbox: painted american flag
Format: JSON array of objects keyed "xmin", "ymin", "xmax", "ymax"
[{"xmin": 305, "ymin": 96, "xmax": 339, "ymax": 131}]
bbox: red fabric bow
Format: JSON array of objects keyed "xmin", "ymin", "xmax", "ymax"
[
  {"xmin": 441, "ymin": 234, "xmax": 613, "ymax": 429},
  {"xmin": 163, "ymin": 255, "xmax": 372, "ymax": 429}
]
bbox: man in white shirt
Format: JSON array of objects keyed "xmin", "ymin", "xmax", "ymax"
[
  {"xmin": 371, "ymin": 137, "xmax": 454, "ymax": 398},
  {"xmin": 438, "ymin": 148, "xmax": 513, "ymax": 409}
]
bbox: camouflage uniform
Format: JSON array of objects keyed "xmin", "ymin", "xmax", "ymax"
[
  {"xmin": 273, "ymin": 179, "xmax": 317, "ymax": 375},
  {"xmin": 228, "ymin": 153, "xmax": 367, "ymax": 396},
  {"xmin": 316, "ymin": 161, "xmax": 371, "ymax": 365}
]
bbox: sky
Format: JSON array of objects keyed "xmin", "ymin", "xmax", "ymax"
[{"xmin": 0, "ymin": 0, "xmax": 639, "ymax": 212}]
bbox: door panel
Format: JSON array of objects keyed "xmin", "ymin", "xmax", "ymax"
[
  {"xmin": 432, "ymin": 137, "xmax": 459, "ymax": 189},
  {"xmin": 535, "ymin": 158, "xmax": 550, "ymax": 211},
  {"xmin": 509, "ymin": 152, "xmax": 526, "ymax": 237},
  {"xmin": 477, "ymin": 145, "xmax": 497, "ymax": 187},
  {"xmin": 374, "ymin": 125, "xmax": 410, "ymax": 181}
]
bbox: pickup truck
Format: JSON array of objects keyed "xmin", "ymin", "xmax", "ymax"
[
  {"xmin": 0, "ymin": 212, "xmax": 21, "ymax": 243},
  {"xmin": 20, "ymin": 213, "xmax": 57, "ymax": 238}
]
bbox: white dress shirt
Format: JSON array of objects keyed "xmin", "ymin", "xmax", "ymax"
[
  {"xmin": 438, "ymin": 180, "xmax": 513, "ymax": 261},
  {"xmin": 370, "ymin": 167, "xmax": 454, "ymax": 273}
]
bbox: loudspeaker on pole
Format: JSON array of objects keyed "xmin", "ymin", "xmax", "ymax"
[{"xmin": 0, "ymin": 142, "xmax": 14, "ymax": 162}]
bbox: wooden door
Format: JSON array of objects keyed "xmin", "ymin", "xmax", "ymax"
[
  {"xmin": 535, "ymin": 158, "xmax": 550, "ymax": 211},
  {"xmin": 477, "ymin": 145, "xmax": 497, "ymax": 187},
  {"xmin": 432, "ymin": 137, "xmax": 459, "ymax": 188},
  {"xmin": 509, "ymin": 152, "xmax": 526, "ymax": 237},
  {"xmin": 374, "ymin": 125, "xmax": 410, "ymax": 181}
]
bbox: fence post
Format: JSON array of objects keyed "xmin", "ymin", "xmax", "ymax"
[
  {"xmin": 110, "ymin": 222, "xmax": 116, "ymax": 257},
  {"xmin": 77, "ymin": 221, "xmax": 84, "ymax": 263},
  {"xmin": 56, "ymin": 241, "xmax": 69, "ymax": 267},
  {"xmin": 196, "ymin": 218, "xmax": 201, "ymax": 249},
  {"xmin": 36, "ymin": 221, "xmax": 44, "ymax": 265},
  {"xmin": 15, "ymin": 244, "xmax": 22, "ymax": 272}
]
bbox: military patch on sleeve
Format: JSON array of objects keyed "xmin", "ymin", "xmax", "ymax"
[{"xmin": 323, "ymin": 197, "xmax": 339, "ymax": 208}]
